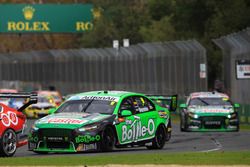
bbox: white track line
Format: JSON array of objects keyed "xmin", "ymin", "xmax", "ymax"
[{"xmin": 200, "ymin": 137, "xmax": 223, "ymax": 152}]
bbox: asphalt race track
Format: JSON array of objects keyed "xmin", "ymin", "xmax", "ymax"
[{"xmin": 15, "ymin": 119, "xmax": 250, "ymax": 157}]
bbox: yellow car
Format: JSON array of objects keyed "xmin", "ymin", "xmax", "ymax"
[{"xmin": 24, "ymin": 95, "xmax": 57, "ymax": 118}]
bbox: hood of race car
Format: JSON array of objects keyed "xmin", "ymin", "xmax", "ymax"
[
  {"xmin": 34, "ymin": 112, "xmax": 112, "ymax": 129},
  {"xmin": 188, "ymin": 105, "xmax": 234, "ymax": 115}
]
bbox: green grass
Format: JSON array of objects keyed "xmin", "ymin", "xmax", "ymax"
[
  {"xmin": 0, "ymin": 151, "xmax": 250, "ymax": 166},
  {"xmin": 240, "ymin": 124, "xmax": 250, "ymax": 131}
]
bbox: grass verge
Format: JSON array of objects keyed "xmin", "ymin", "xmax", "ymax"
[
  {"xmin": 0, "ymin": 151, "xmax": 250, "ymax": 166},
  {"xmin": 240, "ymin": 124, "xmax": 250, "ymax": 131}
]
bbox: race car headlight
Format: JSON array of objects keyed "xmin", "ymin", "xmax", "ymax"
[
  {"xmin": 30, "ymin": 125, "xmax": 39, "ymax": 133},
  {"xmin": 78, "ymin": 124, "xmax": 99, "ymax": 132},
  {"xmin": 189, "ymin": 112, "xmax": 199, "ymax": 119},
  {"xmin": 228, "ymin": 113, "xmax": 237, "ymax": 119}
]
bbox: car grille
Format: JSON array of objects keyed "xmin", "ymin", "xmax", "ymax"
[
  {"xmin": 39, "ymin": 128, "xmax": 72, "ymax": 137},
  {"xmin": 202, "ymin": 116, "xmax": 225, "ymax": 129},
  {"xmin": 38, "ymin": 128, "xmax": 73, "ymax": 149},
  {"xmin": 47, "ymin": 142, "xmax": 70, "ymax": 149}
]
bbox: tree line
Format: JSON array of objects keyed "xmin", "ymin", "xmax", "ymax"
[{"xmin": 81, "ymin": 0, "xmax": 250, "ymax": 87}]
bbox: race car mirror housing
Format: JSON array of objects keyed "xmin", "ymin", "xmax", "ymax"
[
  {"xmin": 48, "ymin": 107, "xmax": 57, "ymax": 114},
  {"xmin": 234, "ymin": 103, "xmax": 240, "ymax": 108},
  {"xmin": 179, "ymin": 103, "xmax": 187, "ymax": 108},
  {"xmin": 121, "ymin": 110, "xmax": 132, "ymax": 117}
]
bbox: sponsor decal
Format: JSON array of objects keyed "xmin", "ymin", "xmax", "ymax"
[
  {"xmin": 158, "ymin": 111, "xmax": 168, "ymax": 118},
  {"xmin": 200, "ymin": 109, "xmax": 230, "ymax": 113},
  {"xmin": 0, "ymin": 111, "xmax": 18, "ymax": 127},
  {"xmin": 47, "ymin": 137, "xmax": 64, "ymax": 141},
  {"xmin": 28, "ymin": 134, "xmax": 38, "ymax": 142},
  {"xmin": 205, "ymin": 121, "xmax": 221, "ymax": 125},
  {"xmin": 75, "ymin": 134, "xmax": 101, "ymax": 143},
  {"xmin": 191, "ymin": 93, "xmax": 228, "ymax": 99},
  {"xmin": 81, "ymin": 95, "xmax": 119, "ymax": 102},
  {"xmin": 47, "ymin": 118, "xmax": 86, "ymax": 124},
  {"xmin": 138, "ymin": 107, "xmax": 149, "ymax": 113},
  {"xmin": 122, "ymin": 119, "xmax": 155, "ymax": 142}
]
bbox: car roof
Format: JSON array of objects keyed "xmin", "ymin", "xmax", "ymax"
[
  {"xmin": 68, "ymin": 90, "xmax": 145, "ymax": 101},
  {"xmin": 190, "ymin": 92, "xmax": 229, "ymax": 99}
]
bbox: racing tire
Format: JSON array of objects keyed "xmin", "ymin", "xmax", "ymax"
[
  {"xmin": 147, "ymin": 125, "xmax": 166, "ymax": 150},
  {"xmin": 180, "ymin": 113, "xmax": 188, "ymax": 132},
  {"xmin": 99, "ymin": 126, "xmax": 115, "ymax": 152},
  {"xmin": 0, "ymin": 129, "xmax": 17, "ymax": 157},
  {"xmin": 236, "ymin": 115, "xmax": 240, "ymax": 132},
  {"xmin": 166, "ymin": 119, "xmax": 171, "ymax": 141}
]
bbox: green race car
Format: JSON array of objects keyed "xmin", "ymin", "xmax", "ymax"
[
  {"xmin": 28, "ymin": 90, "xmax": 172, "ymax": 153},
  {"xmin": 179, "ymin": 92, "xmax": 240, "ymax": 132}
]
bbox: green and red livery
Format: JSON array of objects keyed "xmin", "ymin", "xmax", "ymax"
[{"xmin": 28, "ymin": 90, "xmax": 172, "ymax": 153}]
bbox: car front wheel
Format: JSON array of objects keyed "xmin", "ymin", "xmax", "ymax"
[{"xmin": 99, "ymin": 127, "xmax": 115, "ymax": 152}]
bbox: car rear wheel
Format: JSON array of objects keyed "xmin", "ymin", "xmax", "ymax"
[
  {"xmin": 99, "ymin": 127, "xmax": 115, "ymax": 152},
  {"xmin": 0, "ymin": 129, "xmax": 17, "ymax": 157},
  {"xmin": 147, "ymin": 125, "xmax": 166, "ymax": 149},
  {"xmin": 180, "ymin": 113, "xmax": 188, "ymax": 132},
  {"xmin": 166, "ymin": 120, "xmax": 171, "ymax": 141}
]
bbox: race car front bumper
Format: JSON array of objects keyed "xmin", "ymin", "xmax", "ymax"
[
  {"xmin": 28, "ymin": 128, "xmax": 101, "ymax": 152},
  {"xmin": 186, "ymin": 114, "xmax": 239, "ymax": 132}
]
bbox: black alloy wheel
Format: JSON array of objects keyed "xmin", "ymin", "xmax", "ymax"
[{"xmin": 147, "ymin": 125, "xmax": 166, "ymax": 149}]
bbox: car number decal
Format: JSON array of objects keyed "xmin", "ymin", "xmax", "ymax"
[{"xmin": 0, "ymin": 111, "xmax": 18, "ymax": 127}]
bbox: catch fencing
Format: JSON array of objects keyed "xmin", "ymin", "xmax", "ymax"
[
  {"xmin": 0, "ymin": 40, "xmax": 207, "ymax": 97},
  {"xmin": 214, "ymin": 28, "xmax": 250, "ymax": 124}
]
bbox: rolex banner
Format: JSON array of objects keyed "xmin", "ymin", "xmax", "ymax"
[{"xmin": 0, "ymin": 4, "xmax": 94, "ymax": 33}]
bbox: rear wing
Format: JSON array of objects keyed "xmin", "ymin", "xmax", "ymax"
[
  {"xmin": 147, "ymin": 94, "xmax": 178, "ymax": 112},
  {"xmin": 0, "ymin": 93, "xmax": 38, "ymax": 112}
]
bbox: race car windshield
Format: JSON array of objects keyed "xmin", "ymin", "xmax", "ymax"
[
  {"xmin": 189, "ymin": 98, "xmax": 232, "ymax": 106},
  {"xmin": 38, "ymin": 97, "xmax": 50, "ymax": 103},
  {"xmin": 56, "ymin": 100, "xmax": 116, "ymax": 114}
]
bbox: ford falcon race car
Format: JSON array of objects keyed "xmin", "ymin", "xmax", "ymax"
[
  {"xmin": 179, "ymin": 92, "xmax": 239, "ymax": 132},
  {"xmin": 28, "ymin": 91, "xmax": 173, "ymax": 153},
  {"xmin": 0, "ymin": 93, "xmax": 37, "ymax": 157}
]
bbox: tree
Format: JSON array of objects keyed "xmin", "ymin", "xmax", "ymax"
[{"xmin": 139, "ymin": 16, "xmax": 176, "ymax": 42}]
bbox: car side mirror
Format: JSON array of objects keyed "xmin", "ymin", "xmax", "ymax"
[
  {"xmin": 48, "ymin": 108, "xmax": 56, "ymax": 114},
  {"xmin": 121, "ymin": 110, "xmax": 132, "ymax": 117},
  {"xmin": 234, "ymin": 103, "xmax": 240, "ymax": 108},
  {"xmin": 179, "ymin": 103, "xmax": 187, "ymax": 108},
  {"xmin": 169, "ymin": 95, "xmax": 178, "ymax": 112}
]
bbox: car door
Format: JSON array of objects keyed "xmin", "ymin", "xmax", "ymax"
[
  {"xmin": 132, "ymin": 96, "xmax": 157, "ymax": 142},
  {"xmin": 115, "ymin": 96, "xmax": 137, "ymax": 145}
]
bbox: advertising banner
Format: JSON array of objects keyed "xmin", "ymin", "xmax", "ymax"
[
  {"xmin": 0, "ymin": 4, "xmax": 94, "ymax": 33},
  {"xmin": 236, "ymin": 60, "xmax": 250, "ymax": 79}
]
